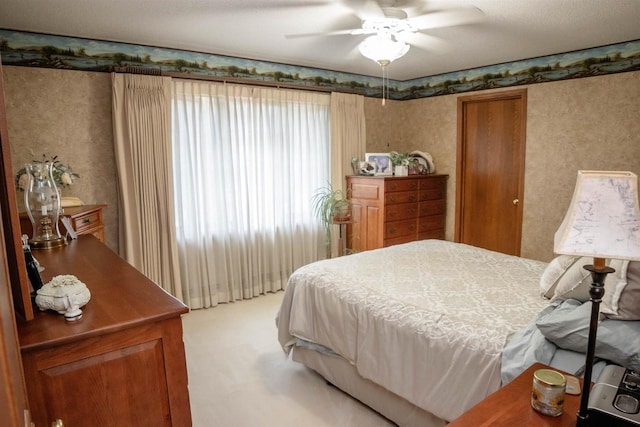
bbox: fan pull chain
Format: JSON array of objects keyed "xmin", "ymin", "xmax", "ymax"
[
  {"xmin": 382, "ymin": 64, "xmax": 386, "ymax": 106},
  {"xmin": 378, "ymin": 59, "xmax": 390, "ymax": 107}
]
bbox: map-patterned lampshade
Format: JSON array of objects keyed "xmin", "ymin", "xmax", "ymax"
[{"xmin": 554, "ymin": 171, "xmax": 640, "ymax": 260}]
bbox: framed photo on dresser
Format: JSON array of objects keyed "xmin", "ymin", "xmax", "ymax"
[{"xmin": 364, "ymin": 152, "xmax": 392, "ymax": 176}]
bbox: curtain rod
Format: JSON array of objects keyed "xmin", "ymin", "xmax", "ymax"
[{"xmin": 111, "ymin": 66, "xmax": 353, "ymax": 95}]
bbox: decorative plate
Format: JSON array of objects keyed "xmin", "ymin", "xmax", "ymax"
[{"xmin": 411, "ymin": 150, "xmax": 435, "ymax": 174}]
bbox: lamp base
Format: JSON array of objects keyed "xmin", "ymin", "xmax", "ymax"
[
  {"xmin": 576, "ymin": 413, "xmax": 588, "ymax": 427},
  {"xmin": 30, "ymin": 236, "xmax": 66, "ymax": 250},
  {"xmin": 576, "ymin": 263, "xmax": 615, "ymax": 427}
]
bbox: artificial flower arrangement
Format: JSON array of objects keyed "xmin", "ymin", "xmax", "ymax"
[
  {"xmin": 389, "ymin": 151, "xmax": 414, "ymax": 167},
  {"xmin": 15, "ymin": 153, "xmax": 79, "ymax": 191}
]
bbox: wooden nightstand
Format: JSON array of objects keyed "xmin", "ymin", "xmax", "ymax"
[
  {"xmin": 20, "ymin": 204, "xmax": 107, "ymax": 243},
  {"xmin": 448, "ymin": 363, "xmax": 585, "ymax": 426}
]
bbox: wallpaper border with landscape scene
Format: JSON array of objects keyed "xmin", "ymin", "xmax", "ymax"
[{"xmin": 1, "ymin": 29, "xmax": 639, "ymax": 100}]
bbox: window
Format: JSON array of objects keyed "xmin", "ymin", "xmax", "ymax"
[{"xmin": 171, "ymin": 80, "xmax": 330, "ymax": 307}]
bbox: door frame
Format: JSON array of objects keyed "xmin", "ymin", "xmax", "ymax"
[{"xmin": 454, "ymin": 89, "xmax": 527, "ymax": 255}]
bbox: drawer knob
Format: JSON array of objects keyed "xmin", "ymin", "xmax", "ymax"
[{"xmin": 81, "ymin": 218, "xmax": 92, "ymax": 224}]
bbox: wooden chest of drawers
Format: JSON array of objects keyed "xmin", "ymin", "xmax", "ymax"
[{"xmin": 346, "ymin": 174, "xmax": 447, "ymax": 252}]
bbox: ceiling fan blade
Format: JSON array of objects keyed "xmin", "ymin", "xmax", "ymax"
[
  {"xmin": 347, "ymin": 0, "xmax": 386, "ymax": 21},
  {"xmin": 216, "ymin": 0, "xmax": 334, "ymax": 10},
  {"xmin": 347, "ymin": 37, "xmax": 369, "ymax": 61},
  {"xmin": 408, "ymin": 6, "xmax": 485, "ymax": 31},
  {"xmin": 397, "ymin": 31, "xmax": 451, "ymax": 54},
  {"xmin": 285, "ymin": 27, "xmax": 369, "ymax": 39}
]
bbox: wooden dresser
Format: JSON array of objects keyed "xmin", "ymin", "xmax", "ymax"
[
  {"xmin": 20, "ymin": 204, "xmax": 107, "ymax": 243},
  {"xmin": 17, "ymin": 235, "xmax": 191, "ymax": 426},
  {"xmin": 346, "ymin": 174, "xmax": 447, "ymax": 252}
]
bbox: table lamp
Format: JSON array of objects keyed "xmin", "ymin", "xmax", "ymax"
[
  {"xmin": 24, "ymin": 161, "xmax": 65, "ymax": 249},
  {"xmin": 554, "ymin": 171, "xmax": 640, "ymax": 426}
]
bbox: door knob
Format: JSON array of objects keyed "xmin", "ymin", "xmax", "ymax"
[{"xmin": 513, "ymin": 199, "xmax": 519, "ymax": 206}]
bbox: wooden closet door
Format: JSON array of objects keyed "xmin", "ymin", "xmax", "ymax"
[{"xmin": 455, "ymin": 89, "xmax": 527, "ymax": 256}]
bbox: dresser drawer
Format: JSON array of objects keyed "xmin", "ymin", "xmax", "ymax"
[
  {"xmin": 350, "ymin": 181, "xmax": 383, "ymax": 200},
  {"xmin": 418, "ymin": 199, "xmax": 446, "ymax": 217},
  {"xmin": 420, "ymin": 176, "xmax": 447, "ymax": 190},
  {"xmin": 385, "ymin": 203, "xmax": 418, "ymax": 221},
  {"xmin": 71, "ymin": 210, "xmax": 102, "ymax": 234},
  {"xmin": 418, "ymin": 187, "xmax": 446, "ymax": 201},
  {"xmin": 384, "ymin": 234, "xmax": 416, "ymax": 247},
  {"xmin": 385, "ymin": 179, "xmax": 419, "ymax": 193},
  {"xmin": 385, "ymin": 191, "xmax": 418, "ymax": 205},
  {"xmin": 385, "ymin": 219, "xmax": 417, "ymax": 239},
  {"xmin": 418, "ymin": 215, "xmax": 446, "ymax": 232}
]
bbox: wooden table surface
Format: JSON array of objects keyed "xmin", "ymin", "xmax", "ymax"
[
  {"xmin": 448, "ymin": 363, "xmax": 585, "ymax": 426},
  {"xmin": 17, "ymin": 235, "xmax": 188, "ymax": 351}
]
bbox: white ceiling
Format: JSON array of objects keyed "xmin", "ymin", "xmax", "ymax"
[{"xmin": 1, "ymin": 0, "xmax": 639, "ymax": 81}]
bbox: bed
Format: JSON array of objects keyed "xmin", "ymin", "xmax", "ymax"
[
  {"xmin": 276, "ymin": 239, "xmax": 549, "ymax": 425},
  {"xmin": 276, "ymin": 239, "xmax": 640, "ymax": 426}
]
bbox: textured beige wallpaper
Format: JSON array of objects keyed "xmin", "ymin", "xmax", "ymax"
[
  {"xmin": 3, "ymin": 67, "xmax": 118, "ymax": 252},
  {"xmin": 365, "ymin": 72, "xmax": 640, "ymax": 261},
  {"xmin": 4, "ymin": 66, "xmax": 639, "ymax": 261}
]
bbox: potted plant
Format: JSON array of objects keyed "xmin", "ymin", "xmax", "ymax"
[
  {"xmin": 389, "ymin": 151, "xmax": 413, "ymax": 176},
  {"xmin": 312, "ymin": 183, "xmax": 351, "ymax": 256}
]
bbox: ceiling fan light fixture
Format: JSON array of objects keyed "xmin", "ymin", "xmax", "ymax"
[{"xmin": 358, "ymin": 33, "xmax": 409, "ymax": 65}]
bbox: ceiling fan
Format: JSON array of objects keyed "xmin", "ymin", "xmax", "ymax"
[{"xmin": 286, "ymin": 0, "xmax": 485, "ymax": 66}]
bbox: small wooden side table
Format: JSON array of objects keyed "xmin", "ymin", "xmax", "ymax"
[
  {"xmin": 20, "ymin": 204, "xmax": 107, "ymax": 243},
  {"xmin": 448, "ymin": 363, "xmax": 585, "ymax": 427},
  {"xmin": 334, "ymin": 218, "xmax": 354, "ymax": 257}
]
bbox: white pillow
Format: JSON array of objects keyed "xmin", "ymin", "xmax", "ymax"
[
  {"xmin": 608, "ymin": 261, "xmax": 640, "ymax": 320},
  {"xmin": 600, "ymin": 259, "xmax": 628, "ymax": 316},
  {"xmin": 549, "ymin": 257, "xmax": 598, "ymax": 302},
  {"xmin": 543, "ymin": 256, "xmax": 629, "ymax": 316},
  {"xmin": 539, "ymin": 255, "xmax": 581, "ymax": 298}
]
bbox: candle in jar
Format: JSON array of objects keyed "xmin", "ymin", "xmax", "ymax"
[
  {"xmin": 531, "ymin": 369, "xmax": 566, "ymax": 417},
  {"xmin": 41, "ymin": 205, "xmax": 48, "ymax": 216}
]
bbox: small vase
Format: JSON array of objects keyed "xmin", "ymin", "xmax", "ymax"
[
  {"xmin": 394, "ymin": 165, "xmax": 408, "ymax": 176},
  {"xmin": 24, "ymin": 162, "xmax": 65, "ymax": 249}
]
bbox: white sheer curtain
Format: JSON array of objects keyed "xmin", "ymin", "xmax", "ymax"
[
  {"xmin": 171, "ymin": 80, "xmax": 330, "ymax": 309},
  {"xmin": 111, "ymin": 73, "xmax": 184, "ymax": 301}
]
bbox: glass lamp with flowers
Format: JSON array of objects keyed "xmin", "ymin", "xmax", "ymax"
[{"xmin": 15, "ymin": 154, "xmax": 79, "ymax": 249}]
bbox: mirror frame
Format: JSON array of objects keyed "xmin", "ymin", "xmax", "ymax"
[{"xmin": 0, "ymin": 60, "xmax": 33, "ymax": 321}]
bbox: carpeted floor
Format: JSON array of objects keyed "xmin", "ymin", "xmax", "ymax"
[{"xmin": 182, "ymin": 291, "xmax": 395, "ymax": 427}]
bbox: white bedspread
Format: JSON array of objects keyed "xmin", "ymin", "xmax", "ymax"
[{"xmin": 276, "ymin": 240, "xmax": 549, "ymax": 421}]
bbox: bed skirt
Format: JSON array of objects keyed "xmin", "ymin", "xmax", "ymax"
[{"xmin": 291, "ymin": 345, "xmax": 446, "ymax": 427}]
